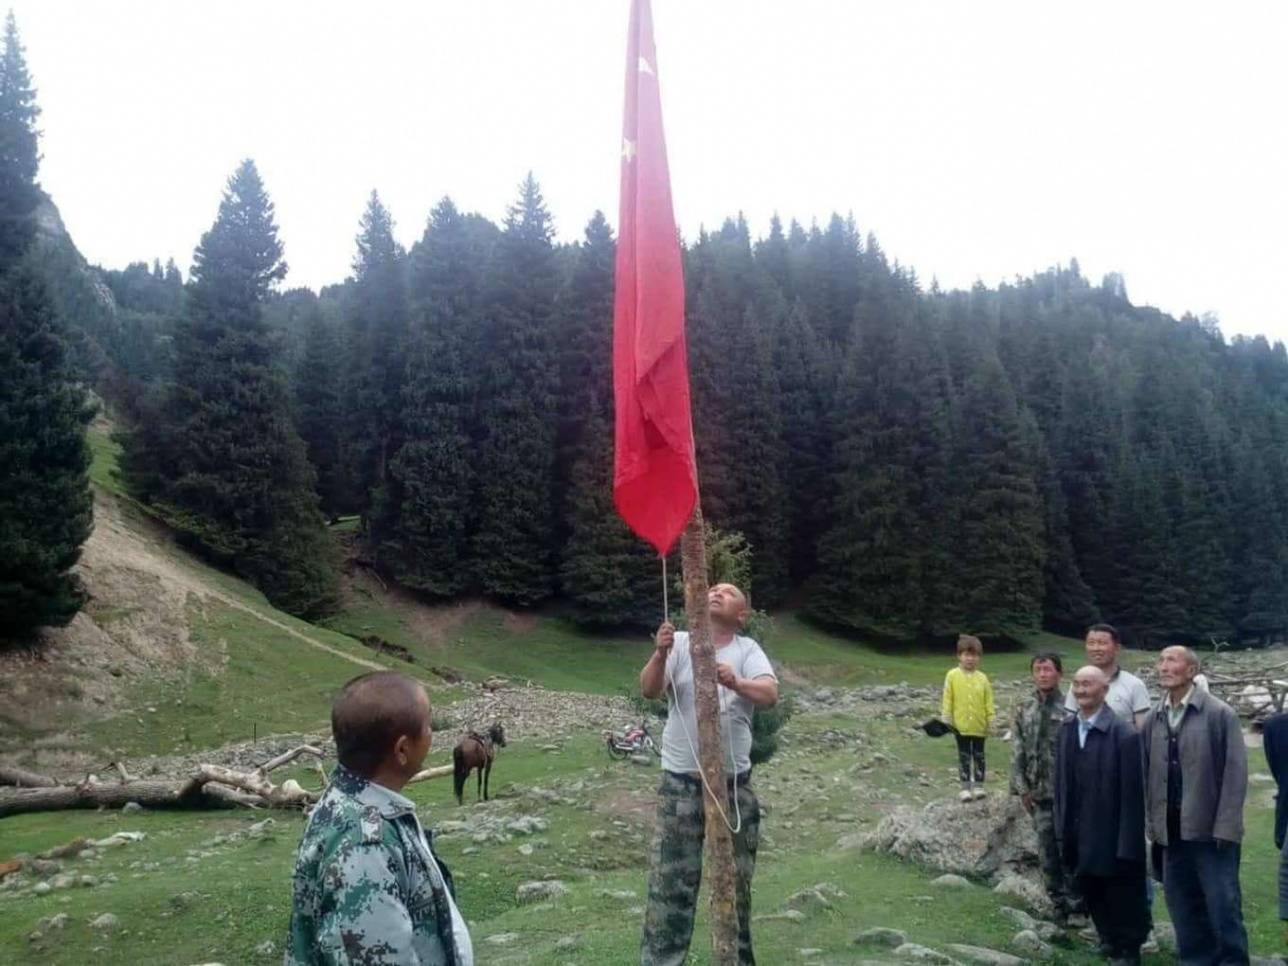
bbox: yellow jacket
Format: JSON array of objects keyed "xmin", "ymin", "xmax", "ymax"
[{"xmin": 941, "ymin": 667, "xmax": 996, "ymax": 738}]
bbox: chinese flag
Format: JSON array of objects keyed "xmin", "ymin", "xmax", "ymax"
[{"xmin": 613, "ymin": 0, "xmax": 698, "ymax": 556}]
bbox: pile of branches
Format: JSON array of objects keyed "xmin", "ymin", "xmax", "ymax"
[{"xmin": 0, "ymin": 746, "xmax": 326, "ymax": 818}]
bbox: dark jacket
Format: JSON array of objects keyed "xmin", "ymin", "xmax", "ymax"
[
  {"xmin": 1053, "ymin": 705, "xmax": 1146, "ymax": 877},
  {"xmin": 1264, "ymin": 712, "xmax": 1288, "ymax": 849},
  {"xmin": 1141, "ymin": 686, "xmax": 1247, "ymax": 845}
]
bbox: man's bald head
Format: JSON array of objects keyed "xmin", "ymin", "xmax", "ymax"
[
  {"xmin": 1158, "ymin": 645, "xmax": 1200, "ymax": 693},
  {"xmin": 332, "ymin": 672, "xmax": 430, "ymax": 779}
]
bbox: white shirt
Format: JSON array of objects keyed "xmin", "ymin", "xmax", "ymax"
[
  {"xmin": 660, "ymin": 632, "xmax": 777, "ymax": 776},
  {"xmin": 1065, "ymin": 666, "xmax": 1151, "ymax": 722}
]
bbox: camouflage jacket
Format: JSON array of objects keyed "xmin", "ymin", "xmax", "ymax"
[
  {"xmin": 285, "ymin": 765, "xmax": 466, "ymax": 966},
  {"xmin": 1010, "ymin": 689, "xmax": 1069, "ymax": 802}
]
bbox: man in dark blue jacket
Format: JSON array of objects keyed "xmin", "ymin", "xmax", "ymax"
[
  {"xmin": 1264, "ymin": 711, "xmax": 1288, "ymax": 923},
  {"xmin": 1054, "ymin": 666, "xmax": 1150, "ymax": 966}
]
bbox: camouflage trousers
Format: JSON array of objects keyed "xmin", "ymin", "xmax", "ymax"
[
  {"xmin": 1032, "ymin": 800, "xmax": 1080, "ymax": 919},
  {"xmin": 641, "ymin": 770, "xmax": 761, "ymax": 966}
]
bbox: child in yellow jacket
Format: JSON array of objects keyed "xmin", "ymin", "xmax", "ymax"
[{"xmin": 941, "ymin": 634, "xmax": 996, "ymax": 802}]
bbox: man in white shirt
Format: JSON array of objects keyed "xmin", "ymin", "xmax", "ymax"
[
  {"xmin": 638, "ymin": 583, "xmax": 778, "ymax": 966},
  {"xmin": 1065, "ymin": 623, "xmax": 1151, "ymax": 728}
]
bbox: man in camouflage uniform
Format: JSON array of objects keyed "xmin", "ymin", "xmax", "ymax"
[
  {"xmin": 286, "ymin": 671, "xmax": 472, "ymax": 966},
  {"xmin": 638, "ymin": 584, "xmax": 779, "ymax": 965},
  {"xmin": 1011, "ymin": 651, "xmax": 1079, "ymax": 926}
]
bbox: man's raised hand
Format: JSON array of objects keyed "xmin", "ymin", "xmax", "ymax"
[
  {"xmin": 716, "ymin": 663, "xmax": 738, "ymax": 689},
  {"xmin": 655, "ymin": 621, "xmax": 675, "ymax": 654}
]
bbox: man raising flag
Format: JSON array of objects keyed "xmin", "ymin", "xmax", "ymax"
[{"xmin": 613, "ymin": 2, "xmax": 772, "ymax": 964}]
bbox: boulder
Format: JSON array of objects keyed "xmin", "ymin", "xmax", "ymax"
[
  {"xmin": 854, "ymin": 927, "xmax": 909, "ymax": 948},
  {"xmin": 516, "ymin": 880, "xmax": 568, "ymax": 904},
  {"xmin": 992, "ymin": 872, "xmax": 1053, "ymax": 917},
  {"xmin": 1010, "ymin": 930, "xmax": 1051, "ymax": 958},
  {"xmin": 89, "ymin": 913, "xmax": 119, "ymax": 931},
  {"xmin": 931, "ymin": 874, "xmax": 972, "ymax": 889},
  {"xmin": 946, "ymin": 945, "xmax": 1024, "ymax": 966},
  {"xmin": 864, "ymin": 795, "xmax": 1036, "ymax": 878},
  {"xmin": 894, "ymin": 943, "xmax": 957, "ymax": 964}
]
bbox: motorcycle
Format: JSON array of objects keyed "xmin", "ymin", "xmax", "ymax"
[{"xmin": 604, "ymin": 722, "xmax": 660, "ymax": 759}]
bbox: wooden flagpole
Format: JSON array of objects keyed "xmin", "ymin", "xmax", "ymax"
[{"xmin": 679, "ymin": 505, "xmax": 739, "ymax": 963}]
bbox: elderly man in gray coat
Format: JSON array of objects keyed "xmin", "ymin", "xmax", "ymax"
[{"xmin": 1142, "ymin": 645, "xmax": 1249, "ymax": 965}]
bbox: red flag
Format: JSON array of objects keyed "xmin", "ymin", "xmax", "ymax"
[{"xmin": 613, "ymin": 0, "xmax": 698, "ymax": 556}]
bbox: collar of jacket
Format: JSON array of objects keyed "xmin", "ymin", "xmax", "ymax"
[
  {"xmin": 1078, "ymin": 704, "xmax": 1113, "ymax": 732},
  {"xmin": 1154, "ymin": 682, "xmax": 1210, "ymax": 719},
  {"xmin": 330, "ymin": 764, "xmax": 418, "ymax": 820},
  {"xmin": 1036, "ymin": 688, "xmax": 1062, "ymax": 707}
]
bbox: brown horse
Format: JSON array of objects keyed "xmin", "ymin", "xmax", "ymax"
[{"xmin": 453, "ymin": 722, "xmax": 506, "ymax": 804}]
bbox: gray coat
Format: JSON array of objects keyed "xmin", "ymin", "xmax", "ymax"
[{"xmin": 1141, "ymin": 685, "xmax": 1247, "ymax": 845}]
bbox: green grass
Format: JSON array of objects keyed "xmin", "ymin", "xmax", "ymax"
[{"xmin": 87, "ymin": 423, "xmax": 125, "ymax": 496}]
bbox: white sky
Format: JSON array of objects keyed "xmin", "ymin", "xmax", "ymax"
[{"xmin": 13, "ymin": 0, "xmax": 1288, "ymax": 341}]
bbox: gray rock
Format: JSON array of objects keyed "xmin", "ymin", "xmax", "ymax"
[
  {"xmin": 253, "ymin": 939, "xmax": 276, "ymax": 957},
  {"xmin": 599, "ymin": 889, "xmax": 637, "ymax": 901},
  {"xmin": 931, "ymin": 873, "xmax": 972, "ymax": 889},
  {"xmin": 121, "ymin": 801, "xmax": 144, "ymax": 814},
  {"xmin": 946, "ymin": 945, "xmax": 1024, "ymax": 966},
  {"xmin": 506, "ymin": 816, "xmax": 548, "ymax": 835},
  {"xmin": 484, "ymin": 932, "xmax": 521, "ymax": 945},
  {"xmin": 32, "ymin": 882, "xmax": 51, "ymax": 895},
  {"xmin": 894, "ymin": 943, "xmax": 957, "ymax": 964},
  {"xmin": 517, "ymin": 844, "xmax": 534, "ymax": 857},
  {"xmin": 854, "ymin": 926, "xmax": 909, "ymax": 948},
  {"xmin": 38, "ymin": 913, "xmax": 70, "ymax": 931},
  {"xmin": 1010, "ymin": 930, "xmax": 1051, "ymax": 958},
  {"xmin": 865, "ymin": 795, "xmax": 1037, "ymax": 879},
  {"xmin": 799, "ymin": 950, "xmax": 823, "ymax": 959},
  {"xmin": 555, "ymin": 935, "xmax": 582, "ymax": 952},
  {"xmin": 170, "ymin": 891, "xmax": 199, "ymax": 910},
  {"xmin": 785, "ymin": 887, "xmax": 832, "ymax": 913},
  {"xmin": 516, "ymin": 880, "xmax": 568, "ymax": 904},
  {"xmin": 89, "ymin": 913, "xmax": 119, "ymax": 931},
  {"xmin": 997, "ymin": 906, "xmax": 1036, "ymax": 931},
  {"xmin": 49, "ymin": 873, "xmax": 76, "ymax": 890},
  {"xmin": 246, "ymin": 818, "xmax": 276, "ymax": 838},
  {"xmin": 993, "ymin": 872, "xmax": 1053, "ymax": 916},
  {"xmin": 754, "ymin": 909, "xmax": 806, "ymax": 923}
]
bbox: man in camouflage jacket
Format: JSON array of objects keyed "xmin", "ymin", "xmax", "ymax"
[
  {"xmin": 286, "ymin": 672, "xmax": 472, "ymax": 965},
  {"xmin": 1010, "ymin": 652, "xmax": 1078, "ymax": 924}
]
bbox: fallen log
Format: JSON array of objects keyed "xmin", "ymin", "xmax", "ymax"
[
  {"xmin": 0, "ymin": 764, "xmax": 60, "ymax": 788},
  {"xmin": 408, "ymin": 764, "xmax": 454, "ymax": 784},
  {"xmin": 0, "ymin": 745, "xmax": 325, "ymax": 817}
]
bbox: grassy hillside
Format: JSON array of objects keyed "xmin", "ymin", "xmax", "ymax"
[{"xmin": 5, "ymin": 423, "xmax": 1284, "ymax": 964}]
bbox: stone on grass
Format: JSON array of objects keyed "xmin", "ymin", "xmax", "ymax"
[
  {"xmin": 506, "ymin": 816, "xmax": 548, "ymax": 835},
  {"xmin": 555, "ymin": 934, "xmax": 582, "ymax": 952},
  {"xmin": 32, "ymin": 881, "xmax": 51, "ymax": 895},
  {"xmin": 39, "ymin": 913, "xmax": 70, "ymax": 931},
  {"xmin": 946, "ymin": 944, "xmax": 1024, "ymax": 966},
  {"xmin": 799, "ymin": 950, "xmax": 823, "ymax": 959},
  {"xmin": 484, "ymin": 932, "xmax": 520, "ymax": 945},
  {"xmin": 516, "ymin": 880, "xmax": 568, "ymax": 904},
  {"xmin": 854, "ymin": 927, "xmax": 908, "ymax": 948},
  {"xmin": 931, "ymin": 873, "xmax": 972, "ymax": 889},
  {"xmin": 517, "ymin": 844, "xmax": 534, "ymax": 857},
  {"xmin": 89, "ymin": 913, "xmax": 119, "ymax": 931},
  {"xmin": 894, "ymin": 943, "xmax": 957, "ymax": 963},
  {"xmin": 754, "ymin": 909, "xmax": 806, "ymax": 923},
  {"xmin": 992, "ymin": 872, "xmax": 1053, "ymax": 916},
  {"xmin": 1010, "ymin": 930, "xmax": 1051, "ymax": 958},
  {"xmin": 121, "ymin": 801, "xmax": 144, "ymax": 814},
  {"xmin": 253, "ymin": 939, "xmax": 276, "ymax": 957},
  {"xmin": 784, "ymin": 887, "xmax": 832, "ymax": 913}
]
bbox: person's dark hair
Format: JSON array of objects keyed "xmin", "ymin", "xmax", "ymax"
[
  {"xmin": 331, "ymin": 672, "xmax": 428, "ymax": 777},
  {"xmin": 1031, "ymin": 652, "xmax": 1063, "ymax": 674},
  {"xmin": 1086, "ymin": 622, "xmax": 1120, "ymax": 645}
]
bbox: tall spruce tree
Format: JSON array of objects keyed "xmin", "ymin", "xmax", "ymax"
[
  {"xmin": 122, "ymin": 160, "xmax": 337, "ymax": 617},
  {"xmin": 294, "ymin": 308, "xmax": 350, "ymax": 521},
  {"xmin": 347, "ymin": 191, "xmax": 408, "ymax": 527},
  {"xmin": 470, "ymin": 174, "xmax": 559, "ymax": 604},
  {"xmin": 375, "ymin": 198, "xmax": 494, "ymax": 596},
  {"xmin": 955, "ymin": 354, "xmax": 1046, "ymax": 633},
  {"xmin": 0, "ymin": 13, "xmax": 93, "ymax": 641}
]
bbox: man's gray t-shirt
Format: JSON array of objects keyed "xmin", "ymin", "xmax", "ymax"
[
  {"xmin": 1065, "ymin": 666, "xmax": 1151, "ymax": 721},
  {"xmin": 660, "ymin": 632, "xmax": 776, "ymax": 776}
]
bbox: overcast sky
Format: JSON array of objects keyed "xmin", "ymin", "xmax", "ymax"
[{"xmin": 13, "ymin": 0, "xmax": 1288, "ymax": 341}]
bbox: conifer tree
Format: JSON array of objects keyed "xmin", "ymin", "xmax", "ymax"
[
  {"xmin": 346, "ymin": 191, "xmax": 408, "ymax": 522},
  {"xmin": 0, "ymin": 13, "xmax": 93, "ymax": 641},
  {"xmin": 375, "ymin": 198, "xmax": 494, "ymax": 596},
  {"xmin": 470, "ymin": 174, "xmax": 559, "ymax": 604},
  {"xmin": 294, "ymin": 309, "xmax": 350, "ymax": 520},
  {"xmin": 122, "ymin": 160, "xmax": 337, "ymax": 617},
  {"xmin": 955, "ymin": 355, "xmax": 1045, "ymax": 632}
]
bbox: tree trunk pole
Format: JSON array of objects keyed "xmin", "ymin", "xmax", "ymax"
[{"xmin": 680, "ymin": 505, "xmax": 739, "ymax": 964}]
